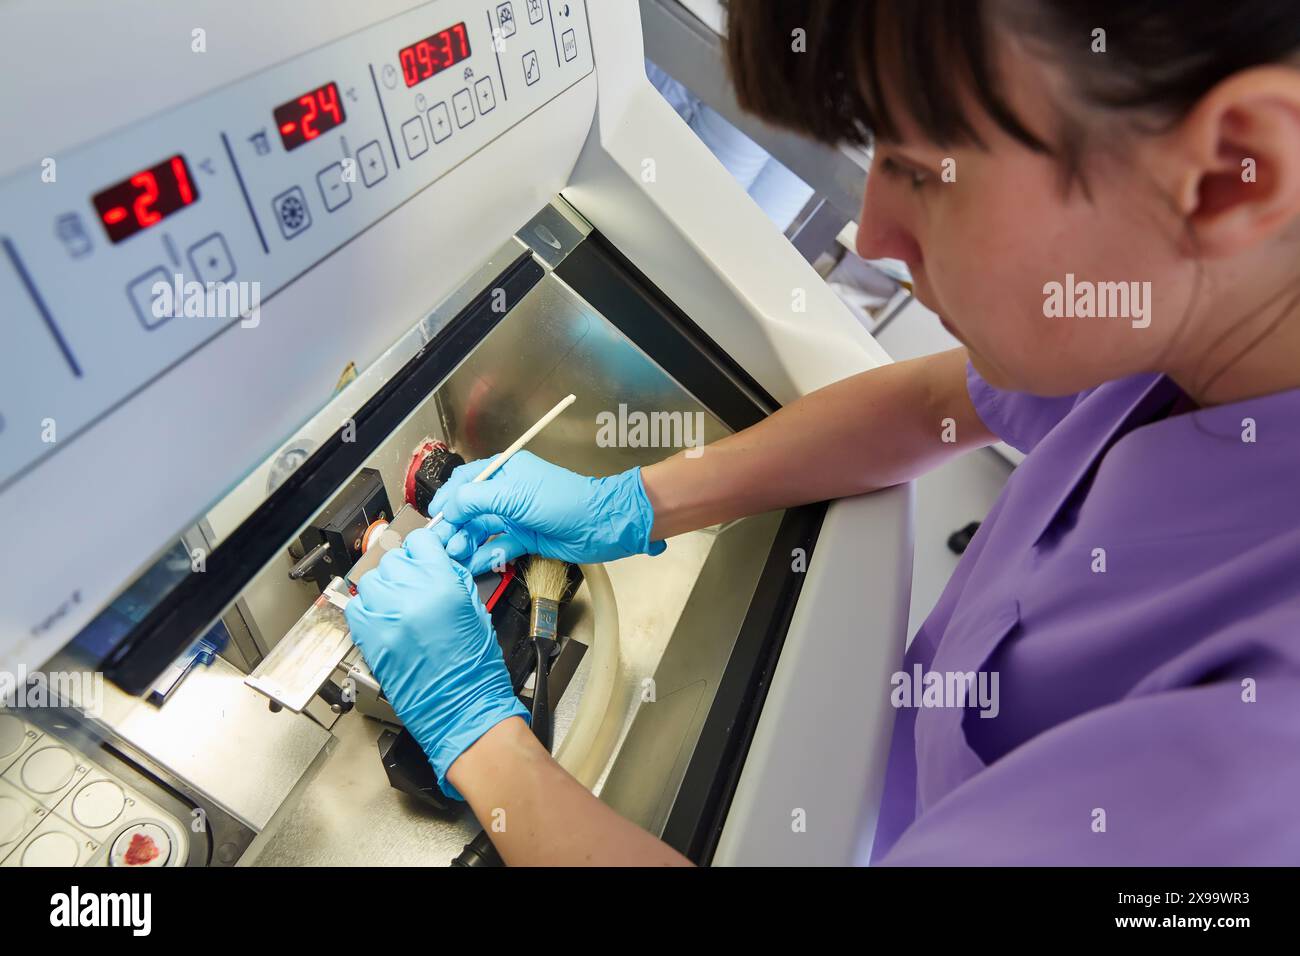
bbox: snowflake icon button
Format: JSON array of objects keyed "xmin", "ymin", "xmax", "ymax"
[{"xmin": 272, "ymin": 186, "xmax": 312, "ymax": 240}]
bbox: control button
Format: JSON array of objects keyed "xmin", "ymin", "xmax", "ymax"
[
  {"xmin": 55, "ymin": 212, "xmax": 92, "ymax": 259},
  {"xmin": 272, "ymin": 186, "xmax": 312, "ymax": 240},
  {"xmin": 72, "ymin": 780, "xmax": 126, "ymax": 830},
  {"xmin": 187, "ymin": 233, "xmax": 235, "ymax": 283},
  {"xmin": 402, "ymin": 115, "xmax": 429, "ymax": 159},
  {"xmin": 427, "ymin": 102, "xmax": 453, "ymax": 143},
  {"xmin": 128, "ymin": 266, "xmax": 173, "ymax": 330},
  {"xmin": 526, "ymin": 0, "xmax": 544, "ymax": 25},
  {"xmin": 475, "ymin": 77, "xmax": 496, "ymax": 115},
  {"xmin": 316, "ymin": 161, "xmax": 352, "ymax": 212},
  {"xmin": 496, "ymin": 2, "xmax": 517, "ymax": 38},
  {"xmin": 562, "ymin": 28, "xmax": 577, "ymax": 62},
  {"xmin": 453, "ymin": 88, "xmax": 476, "ymax": 128},
  {"xmin": 358, "ymin": 140, "xmax": 387, "ymax": 186},
  {"xmin": 109, "ymin": 822, "xmax": 172, "ymax": 867},
  {"xmin": 20, "ymin": 747, "xmax": 75, "ymax": 794},
  {"xmin": 522, "ymin": 50, "xmax": 541, "ymax": 86}
]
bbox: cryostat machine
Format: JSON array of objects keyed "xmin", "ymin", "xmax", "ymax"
[{"xmin": 0, "ymin": 0, "xmax": 910, "ymax": 865}]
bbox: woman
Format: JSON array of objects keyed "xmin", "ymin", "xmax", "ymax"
[{"xmin": 345, "ymin": 0, "xmax": 1300, "ymax": 865}]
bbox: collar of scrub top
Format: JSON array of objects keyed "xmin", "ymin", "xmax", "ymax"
[{"xmin": 1006, "ymin": 373, "xmax": 1300, "ymax": 550}]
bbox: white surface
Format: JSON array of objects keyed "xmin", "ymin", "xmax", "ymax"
[
  {"xmin": 571, "ymin": 7, "xmax": 894, "ymax": 403},
  {"xmin": 674, "ymin": 0, "xmax": 727, "ymax": 35},
  {"xmin": 20, "ymin": 747, "xmax": 75, "ymax": 794},
  {"xmin": 0, "ymin": 796, "xmax": 25, "ymax": 845},
  {"xmin": 713, "ymin": 488, "xmax": 913, "ymax": 865},
  {"xmin": 0, "ymin": 716, "xmax": 25, "ymax": 761},
  {"xmin": 903, "ymin": 448, "xmax": 1011, "ymax": 643},
  {"xmin": 99, "ymin": 656, "xmax": 331, "ymax": 831},
  {"xmin": 71, "ymin": 779, "xmax": 127, "ymax": 829},
  {"xmin": 23, "ymin": 831, "xmax": 81, "ymax": 866}
]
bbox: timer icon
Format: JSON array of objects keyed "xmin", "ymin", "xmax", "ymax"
[{"xmin": 272, "ymin": 186, "xmax": 312, "ymax": 240}]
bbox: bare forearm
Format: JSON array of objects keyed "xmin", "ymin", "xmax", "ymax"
[
  {"xmin": 642, "ymin": 347, "xmax": 993, "ymax": 539},
  {"xmin": 447, "ymin": 717, "xmax": 692, "ymax": 866}
]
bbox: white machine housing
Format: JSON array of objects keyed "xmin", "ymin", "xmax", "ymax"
[{"xmin": 0, "ymin": 0, "xmax": 911, "ymax": 864}]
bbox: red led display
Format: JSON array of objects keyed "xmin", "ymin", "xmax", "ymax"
[
  {"xmin": 398, "ymin": 22, "xmax": 471, "ymax": 88},
  {"xmin": 91, "ymin": 155, "xmax": 198, "ymax": 244},
  {"xmin": 274, "ymin": 81, "xmax": 346, "ymax": 151}
]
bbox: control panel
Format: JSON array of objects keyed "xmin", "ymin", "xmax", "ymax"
[{"xmin": 0, "ymin": 0, "xmax": 592, "ymax": 491}]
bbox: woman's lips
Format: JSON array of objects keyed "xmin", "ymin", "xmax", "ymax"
[{"xmin": 910, "ymin": 280, "xmax": 960, "ymax": 340}]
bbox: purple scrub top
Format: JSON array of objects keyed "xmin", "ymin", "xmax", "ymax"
[{"xmin": 870, "ymin": 362, "xmax": 1300, "ymax": 864}]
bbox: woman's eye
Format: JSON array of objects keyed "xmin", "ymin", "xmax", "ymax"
[{"xmin": 880, "ymin": 156, "xmax": 929, "ymax": 190}]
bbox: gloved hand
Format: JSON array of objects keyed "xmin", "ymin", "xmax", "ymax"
[
  {"xmin": 344, "ymin": 527, "xmax": 528, "ymax": 800},
  {"xmin": 428, "ymin": 450, "xmax": 666, "ymax": 575}
]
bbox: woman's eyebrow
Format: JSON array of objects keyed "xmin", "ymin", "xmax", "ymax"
[{"xmin": 878, "ymin": 145, "xmax": 939, "ymax": 168}]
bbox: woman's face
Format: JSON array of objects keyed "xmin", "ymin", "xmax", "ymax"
[{"xmin": 855, "ymin": 45, "xmax": 1195, "ymax": 397}]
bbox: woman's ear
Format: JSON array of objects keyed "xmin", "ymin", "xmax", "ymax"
[{"xmin": 1164, "ymin": 65, "xmax": 1300, "ymax": 257}]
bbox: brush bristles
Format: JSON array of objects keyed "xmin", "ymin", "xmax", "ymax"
[{"xmin": 523, "ymin": 556, "xmax": 571, "ymax": 603}]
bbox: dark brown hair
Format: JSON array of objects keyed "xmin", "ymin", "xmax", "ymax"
[{"xmin": 724, "ymin": 0, "xmax": 1300, "ymax": 154}]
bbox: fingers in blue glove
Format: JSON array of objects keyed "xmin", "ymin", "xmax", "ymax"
[
  {"xmin": 351, "ymin": 530, "xmax": 451, "ymax": 616},
  {"xmin": 440, "ymin": 476, "xmax": 526, "ymax": 529},
  {"xmin": 343, "ymin": 589, "xmax": 373, "ymax": 636},
  {"xmin": 402, "ymin": 526, "xmax": 452, "ymax": 565},
  {"xmin": 430, "ymin": 519, "xmax": 457, "ymax": 548},
  {"xmin": 422, "ymin": 449, "xmax": 661, "ymax": 572},
  {"xmin": 427, "ymin": 455, "xmax": 499, "ymax": 518},
  {"xmin": 354, "ymin": 563, "xmax": 404, "ymax": 610},
  {"xmin": 374, "ymin": 547, "xmax": 428, "ymax": 588},
  {"xmin": 445, "ymin": 514, "xmax": 508, "ymax": 561},
  {"xmin": 404, "ymin": 527, "xmax": 478, "ymax": 597},
  {"xmin": 466, "ymin": 534, "xmax": 528, "ymax": 576}
]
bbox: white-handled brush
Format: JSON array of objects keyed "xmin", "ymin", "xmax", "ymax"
[
  {"xmin": 424, "ymin": 393, "xmax": 577, "ymax": 531},
  {"xmin": 341, "ymin": 393, "xmax": 577, "ymax": 603}
]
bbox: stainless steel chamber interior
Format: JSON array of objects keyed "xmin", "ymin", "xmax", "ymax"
[{"xmin": 253, "ymin": 269, "xmax": 784, "ymax": 862}]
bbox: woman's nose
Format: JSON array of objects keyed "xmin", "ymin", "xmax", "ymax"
[{"xmin": 854, "ymin": 169, "xmax": 920, "ymax": 265}]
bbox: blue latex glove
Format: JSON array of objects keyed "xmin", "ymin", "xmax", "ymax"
[
  {"xmin": 428, "ymin": 450, "xmax": 666, "ymax": 575},
  {"xmin": 344, "ymin": 527, "xmax": 528, "ymax": 800}
]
